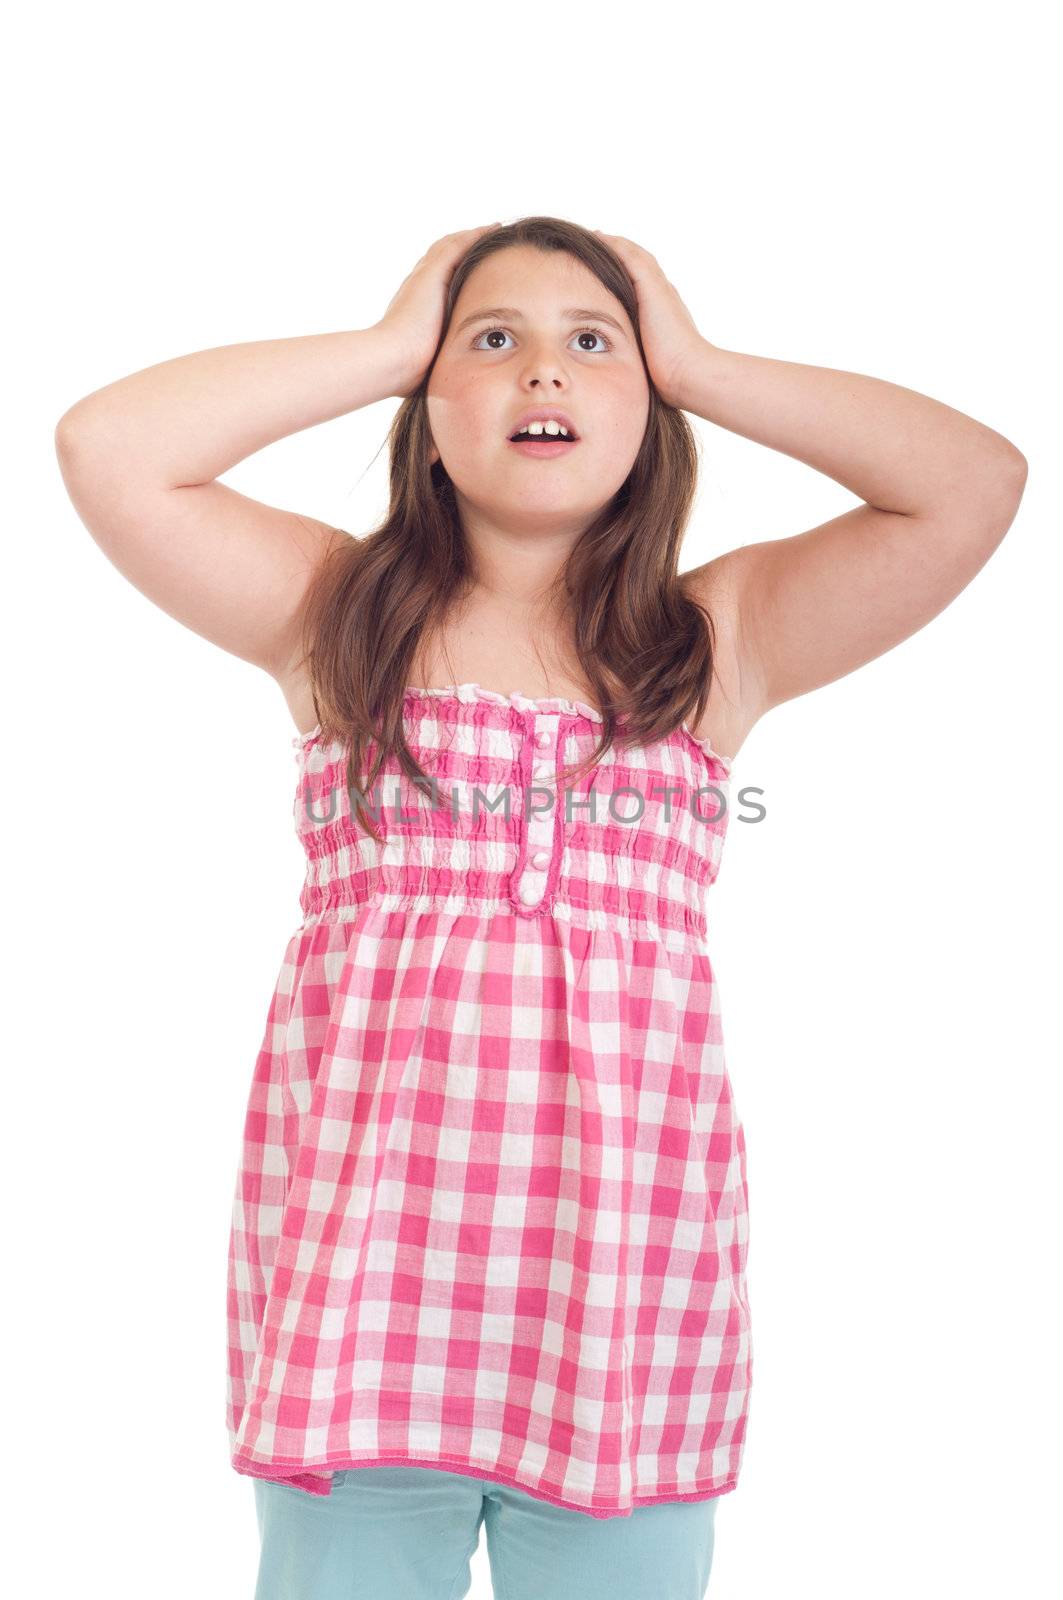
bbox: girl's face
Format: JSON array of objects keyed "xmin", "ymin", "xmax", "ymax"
[{"xmin": 426, "ymin": 245, "xmax": 650, "ymax": 533}]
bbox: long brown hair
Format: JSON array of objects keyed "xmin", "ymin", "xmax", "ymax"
[{"xmin": 296, "ymin": 215, "xmax": 718, "ymax": 842}]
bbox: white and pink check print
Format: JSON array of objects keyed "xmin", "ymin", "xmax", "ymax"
[{"xmin": 226, "ymin": 682, "xmax": 752, "ymax": 1518}]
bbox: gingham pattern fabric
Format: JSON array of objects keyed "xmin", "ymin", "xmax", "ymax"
[{"xmin": 226, "ymin": 682, "xmax": 751, "ymax": 1519}]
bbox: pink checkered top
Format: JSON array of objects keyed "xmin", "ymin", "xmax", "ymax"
[{"xmin": 226, "ymin": 682, "xmax": 751, "ymax": 1518}]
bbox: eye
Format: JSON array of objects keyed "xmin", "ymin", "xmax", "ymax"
[{"xmin": 471, "ymin": 325, "xmax": 613, "ymax": 354}]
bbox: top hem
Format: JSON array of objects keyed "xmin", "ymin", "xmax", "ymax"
[
  {"xmin": 233, "ymin": 1449, "xmax": 739, "ymax": 1520},
  {"xmin": 292, "ymin": 681, "xmax": 735, "ymax": 775}
]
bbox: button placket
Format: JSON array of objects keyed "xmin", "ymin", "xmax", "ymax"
[{"xmin": 515, "ymin": 713, "xmax": 561, "ymax": 909}]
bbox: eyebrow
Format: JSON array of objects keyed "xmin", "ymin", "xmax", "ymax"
[{"xmin": 454, "ymin": 305, "xmax": 628, "ymax": 338}]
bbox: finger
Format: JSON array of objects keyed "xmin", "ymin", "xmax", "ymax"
[{"xmin": 595, "ymin": 230, "xmax": 635, "ymax": 252}]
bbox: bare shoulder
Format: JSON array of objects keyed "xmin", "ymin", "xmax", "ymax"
[{"xmin": 680, "ymin": 548, "xmax": 766, "ymax": 761}]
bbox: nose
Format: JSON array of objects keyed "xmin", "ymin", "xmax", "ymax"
[
  {"xmin": 521, "ymin": 342, "xmax": 569, "ymax": 388},
  {"xmin": 526, "ymin": 372, "xmax": 565, "ymax": 391}
]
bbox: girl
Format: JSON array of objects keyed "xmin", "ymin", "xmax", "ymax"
[{"xmin": 54, "ymin": 216, "xmax": 1027, "ymax": 1600}]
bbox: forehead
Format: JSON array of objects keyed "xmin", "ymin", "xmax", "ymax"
[{"xmin": 452, "ymin": 246, "xmax": 631, "ymax": 335}]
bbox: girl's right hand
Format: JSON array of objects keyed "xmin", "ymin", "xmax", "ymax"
[{"xmin": 374, "ymin": 225, "xmax": 502, "ymax": 399}]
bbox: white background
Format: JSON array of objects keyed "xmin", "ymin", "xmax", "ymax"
[{"xmin": 6, "ymin": 1, "xmax": 1059, "ymax": 1595}]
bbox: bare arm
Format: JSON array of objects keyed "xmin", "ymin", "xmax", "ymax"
[
  {"xmin": 679, "ymin": 341, "xmax": 1028, "ymax": 729},
  {"xmin": 54, "ymin": 324, "xmax": 410, "ymax": 677}
]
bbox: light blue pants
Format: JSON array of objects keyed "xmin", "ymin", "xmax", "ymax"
[{"xmin": 253, "ymin": 1465, "xmax": 720, "ymax": 1600}]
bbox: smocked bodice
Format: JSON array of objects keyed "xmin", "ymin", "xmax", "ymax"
[{"xmin": 291, "ymin": 683, "xmax": 733, "ymax": 947}]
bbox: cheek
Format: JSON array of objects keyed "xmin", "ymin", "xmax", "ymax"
[
  {"xmin": 598, "ymin": 414, "xmax": 647, "ymax": 467},
  {"xmin": 428, "ymin": 384, "xmax": 495, "ymax": 456},
  {"xmin": 597, "ymin": 382, "xmax": 649, "ymax": 456}
]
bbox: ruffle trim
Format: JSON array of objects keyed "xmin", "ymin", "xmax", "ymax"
[{"xmin": 292, "ymin": 681, "xmax": 734, "ymax": 775}]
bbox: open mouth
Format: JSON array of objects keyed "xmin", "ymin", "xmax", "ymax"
[
  {"xmin": 508, "ymin": 425, "xmax": 580, "ymax": 455},
  {"xmin": 508, "ymin": 428, "xmax": 579, "ymax": 439},
  {"xmin": 507, "ymin": 418, "xmax": 580, "ymax": 444},
  {"xmin": 508, "ymin": 434, "xmax": 578, "ymax": 444}
]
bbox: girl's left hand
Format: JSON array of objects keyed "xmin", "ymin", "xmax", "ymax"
[{"xmin": 593, "ymin": 231, "xmax": 708, "ymax": 410}]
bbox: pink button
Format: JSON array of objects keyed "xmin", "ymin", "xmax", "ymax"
[
  {"xmin": 533, "ymin": 762, "xmax": 552, "ymax": 780},
  {"xmin": 535, "ymin": 730, "xmax": 551, "ymax": 747},
  {"xmin": 532, "ymin": 850, "xmax": 550, "ymax": 869},
  {"xmin": 519, "ymin": 883, "xmax": 541, "ymax": 905}
]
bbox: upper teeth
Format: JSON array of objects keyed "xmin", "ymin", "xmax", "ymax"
[{"xmin": 514, "ymin": 420, "xmax": 570, "ymax": 437}]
